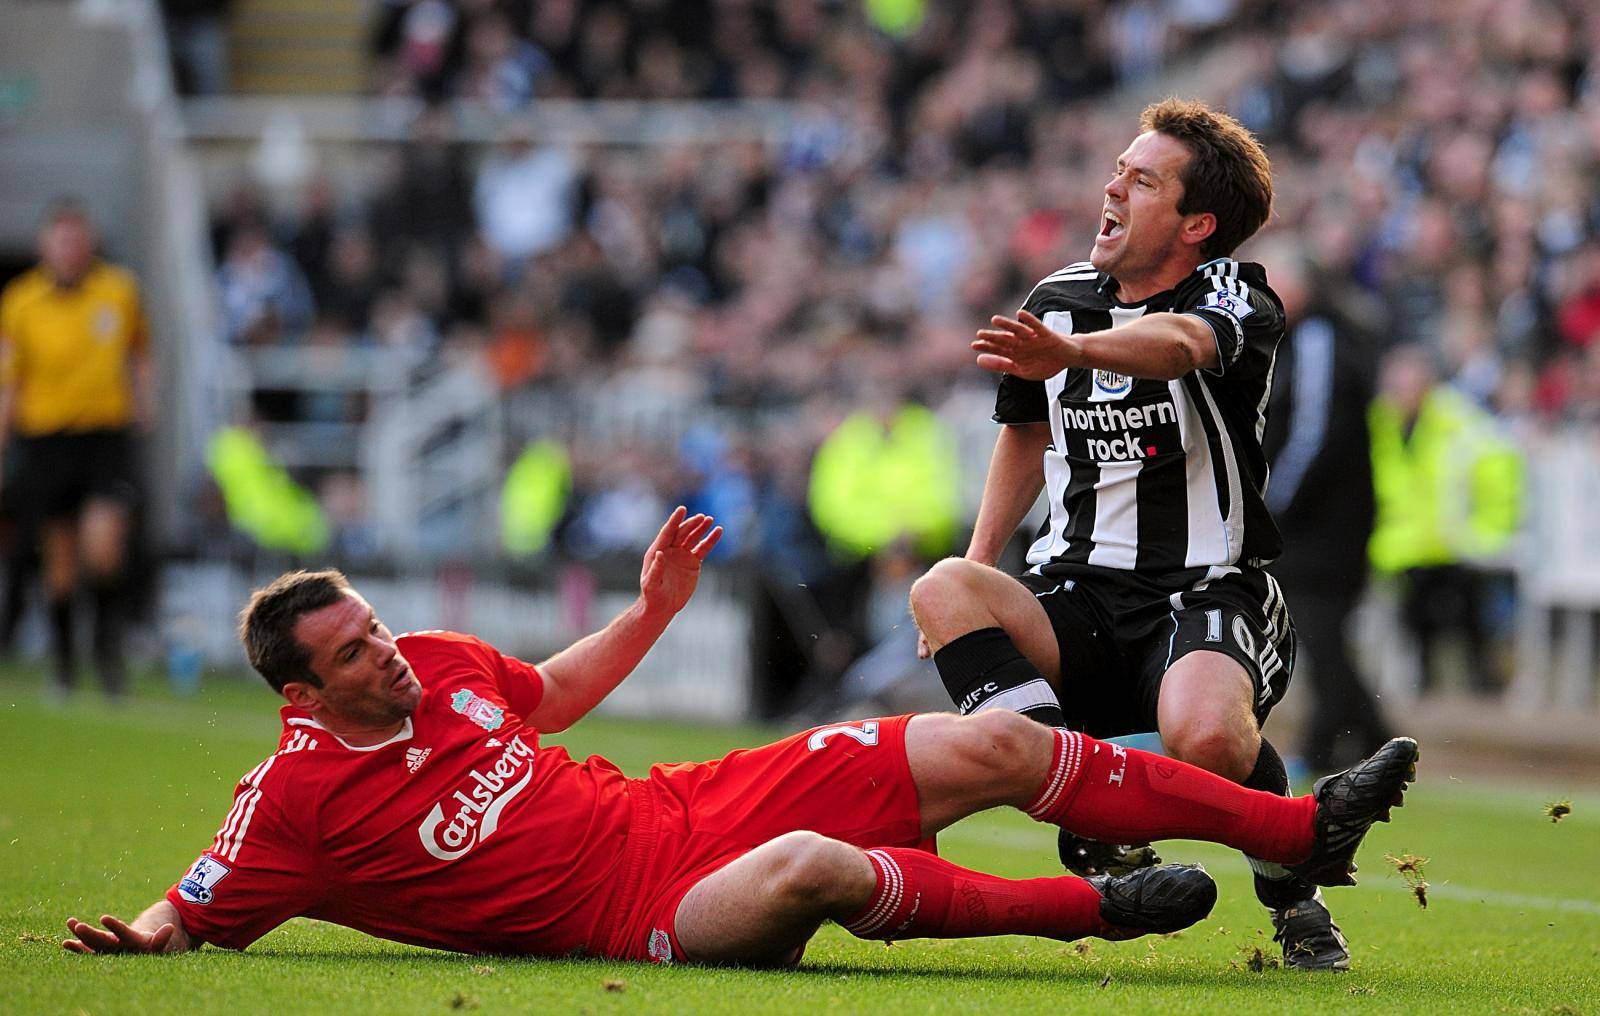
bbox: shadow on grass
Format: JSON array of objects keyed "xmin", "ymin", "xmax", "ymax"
[{"xmin": 229, "ymin": 947, "xmax": 1280, "ymax": 989}]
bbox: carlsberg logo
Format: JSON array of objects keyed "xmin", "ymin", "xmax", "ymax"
[{"xmin": 418, "ymin": 735, "xmax": 536, "ymax": 861}]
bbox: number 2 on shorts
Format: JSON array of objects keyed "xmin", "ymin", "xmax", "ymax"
[{"xmin": 807, "ymin": 721, "xmax": 880, "ymax": 752}]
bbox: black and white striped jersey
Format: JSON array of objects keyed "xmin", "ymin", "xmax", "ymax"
[{"xmin": 993, "ymin": 258, "xmax": 1287, "ymax": 583}]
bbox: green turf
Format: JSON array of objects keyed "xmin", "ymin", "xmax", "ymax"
[{"xmin": 2, "ymin": 669, "xmax": 1596, "ymax": 1015}]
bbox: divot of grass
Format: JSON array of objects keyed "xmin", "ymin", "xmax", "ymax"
[
  {"xmin": 1386, "ymin": 852, "xmax": 1430, "ymax": 909},
  {"xmin": 1242, "ymin": 945, "xmax": 1280, "ymax": 972}
]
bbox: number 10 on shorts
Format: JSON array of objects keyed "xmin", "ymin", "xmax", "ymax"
[{"xmin": 807, "ymin": 721, "xmax": 880, "ymax": 752}]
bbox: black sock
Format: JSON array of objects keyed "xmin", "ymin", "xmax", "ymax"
[
  {"xmin": 92, "ymin": 581, "xmax": 127, "ymax": 695},
  {"xmin": 1245, "ymin": 737, "xmax": 1290, "ymax": 795},
  {"xmin": 933, "ymin": 627, "xmax": 1065, "ymax": 727},
  {"xmin": 1245, "ymin": 738, "xmax": 1317, "ymax": 908},
  {"xmin": 49, "ymin": 597, "xmax": 76, "ymax": 689}
]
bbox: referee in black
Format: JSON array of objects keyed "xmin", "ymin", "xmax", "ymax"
[
  {"xmin": 910, "ymin": 100, "xmax": 1349, "ymax": 969},
  {"xmin": 1259, "ymin": 245, "xmax": 1393, "ymax": 773}
]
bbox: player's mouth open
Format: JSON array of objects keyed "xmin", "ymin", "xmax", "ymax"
[{"xmin": 1101, "ymin": 212, "xmax": 1125, "ymax": 239}]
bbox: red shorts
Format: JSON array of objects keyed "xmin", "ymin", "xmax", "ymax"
[{"xmin": 598, "ymin": 715, "xmax": 926, "ymax": 963}]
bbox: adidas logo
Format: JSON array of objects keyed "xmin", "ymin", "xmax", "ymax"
[
  {"xmin": 485, "ymin": 738, "xmax": 503, "ymax": 748},
  {"xmin": 405, "ymin": 747, "xmax": 432, "ymax": 774}
]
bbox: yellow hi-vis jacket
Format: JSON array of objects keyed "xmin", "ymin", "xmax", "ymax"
[
  {"xmin": 808, "ymin": 404, "xmax": 960, "ymax": 559},
  {"xmin": 1368, "ymin": 386, "xmax": 1523, "ymax": 574},
  {"xmin": 501, "ymin": 439, "xmax": 570, "ymax": 557},
  {"xmin": 207, "ymin": 426, "xmax": 329, "ymax": 555}
]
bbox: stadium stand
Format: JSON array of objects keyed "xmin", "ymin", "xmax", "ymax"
[{"xmin": 3, "ymin": 0, "xmax": 1598, "ymax": 742}]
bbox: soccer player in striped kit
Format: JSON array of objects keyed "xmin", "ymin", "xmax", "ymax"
[{"xmin": 910, "ymin": 99, "xmax": 1353, "ymax": 968}]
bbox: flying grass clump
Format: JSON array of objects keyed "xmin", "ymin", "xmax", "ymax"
[
  {"xmin": 1233, "ymin": 945, "xmax": 1281, "ymax": 973},
  {"xmin": 1544, "ymin": 799, "xmax": 1572, "ymax": 823},
  {"xmin": 1386, "ymin": 852, "xmax": 1430, "ymax": 909}
]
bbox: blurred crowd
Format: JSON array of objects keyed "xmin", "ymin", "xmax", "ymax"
[{"xmin": 191, "ymin": 0, "xmax": 1600, "ymax": 705}]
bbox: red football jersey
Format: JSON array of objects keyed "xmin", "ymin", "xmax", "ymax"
[{"xmin": 165, "ymin": 631, "xmax": 633, "ymax": 954}]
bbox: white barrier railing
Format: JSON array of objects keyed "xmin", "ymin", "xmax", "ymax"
[
  {"xmin": 1510, "ymin": 426, "xmax": 1600, "ymax": 714},
  {"xmin": 160, "ymin": 561, "xmax": 753, "ymax": 723}
]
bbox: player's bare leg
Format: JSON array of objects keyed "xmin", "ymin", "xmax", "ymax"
[
  {"xmin": 1158, "ymin": 653, "xmax": 1349, "ymax": 970},
  {"xmin": 909, "ymin": 559, "xmax": 1061, "ymax": 676},
  {"xmin": 909, "ymin": 560, "xmax": 1067, "ymax": 727},
  {"xmin": 672, "ymin": 831, "xmax": 876, "ymax": 966},
  {"xmin": 1157, "ymin": 653, "xmax": 1260, "ymax": 781}
]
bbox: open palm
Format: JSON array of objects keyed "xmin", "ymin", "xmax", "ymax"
[
  {"xmin": 640, "ymin": 507, "xmax": 723, "ymax": 617},
  {"xmin": 972, "ymin": 310, "xmax": 1074, "ymax": 380}
]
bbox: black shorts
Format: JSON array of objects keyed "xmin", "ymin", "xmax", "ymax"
[
  {"xmin": 9, "ymin": 429, "xmax": 141, "ymax": 524},
  {"xmin": 1014, "ymin": 563, "xmax": 1295, "ymax": 739}
]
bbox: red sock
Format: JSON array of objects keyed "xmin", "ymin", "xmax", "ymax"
[
  {"xmin": 841, "ymin": 847, "xmax": 1110, "ymax": 943},
  {"xmin": 1025, "ymin": 730, "xmax": 1316, "ymax": 863}
]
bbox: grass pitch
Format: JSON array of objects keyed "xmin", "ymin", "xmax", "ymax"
[{"xmin": 1, "ymin": 669, "xmax": 1596, "ymax": 1015}]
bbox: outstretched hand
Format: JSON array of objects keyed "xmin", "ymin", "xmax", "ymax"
[
  {"xmin": 63, "ymin": 915, "xmax": 175, "ymax": 955},
  {"xmin": 972, "ymin": 310, "xmax": 1076, "ymax": 380},
  {"xmin": 639, "ymin": 506, "xmax": 723, "ymax": 618}
]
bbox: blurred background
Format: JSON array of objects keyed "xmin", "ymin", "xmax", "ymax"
[{"xmin": 1, "ymin": 0, "xmax": 1596, "ymax": 777}]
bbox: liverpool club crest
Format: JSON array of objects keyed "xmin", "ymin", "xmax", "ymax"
[{"xmin": 450, "ymin": 689, "xmax": 505, "ymax": 731}]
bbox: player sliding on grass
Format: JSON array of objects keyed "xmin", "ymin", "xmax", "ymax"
[{"xmin": 64, "ymin": 508, "xmax": 1416, "ymax": 966}]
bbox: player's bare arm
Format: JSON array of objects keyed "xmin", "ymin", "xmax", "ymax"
[
  {"xmin": 973, "ymin": 309, "xmax": 1219, "ymax": 382},
  {"xmin": 64, "ymin": 900, "xmax": 196, "ymax": 954},
  {"xmin": 916, "ymin": 423, "xmax": 1049, "ymax": 659},
  {"xmin": 528, "ymin": 506, "xmax": 722, "ymax": 732},
  {"xmin": 966, "ymin": 422, "xmax": 1050, "ymax": 567}
]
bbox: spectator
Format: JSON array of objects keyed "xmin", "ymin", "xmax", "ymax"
[
  {"xmin": 1368, "ymin": 346, "xmax": 1525, "ymax": 695},
  {"xmin": 473, "ymin": 127, "xmax": 582, "ymax": 264},
  {"xmin": 216, "ymin": 225, "xmax": 315, "ymax": 345}
]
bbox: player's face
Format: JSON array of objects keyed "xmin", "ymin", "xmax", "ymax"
[
  {"xmin": 1091, "ymin": 131, "xmax": 1203, "ymax": 281},
  {"xmin": 293, "ymin": 592, "xmax": 421, "ymax": 729}
]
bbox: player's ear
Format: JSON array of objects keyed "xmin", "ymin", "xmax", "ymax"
[
  {"xmin": 1182, "ymin": 211, "xmax": 1217, "ymax": 249},
  {"xmin": 281, "ymin": 681, "xmax": 322, "ymax": 710}
]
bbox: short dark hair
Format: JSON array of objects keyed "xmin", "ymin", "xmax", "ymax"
[
  {"xmin": 41, "ymin": 196, "xmax": 92, "ymax": 229},
  {"xmin": 237, "ymin": 570, "xmax": 353, "ymax": 692},
  {"xmin": 1139, "ymin": 98, "xmax": 1273, "ymax": 260}
]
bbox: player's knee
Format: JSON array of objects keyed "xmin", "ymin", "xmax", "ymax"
[
  {"xmin": 955, "ymin": 709, "xmax": 1047, "ymax": 783},
  {"xmin": 909, "ymin": 559, "xmax": 962, "ymax": 614},
  {"xmin": 1164, "ymin": 719, "xmax": 1257, "ymax": 781},
  {"xmin": 909, "ymin": 558, "xmax": 984, "ymax": 632},
  {"xmin": 762, "ymin": 832, "xmax": 862, "ymax": 909}
]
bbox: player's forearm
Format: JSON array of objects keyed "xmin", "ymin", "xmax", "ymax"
[
  {"xmin": 966, "ymin": 424, "xmax": 1049, "ymax": 565},
  {"xmin": 531, "ymin": 598, "xmax": 672, "ymax": 732},
  {"xmin": 1065, "ymin": 313, "xmax": 1218, "ymax": 380}
]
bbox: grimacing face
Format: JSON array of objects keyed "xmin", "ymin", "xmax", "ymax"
[
  {"xmin": 289, "ymin": 592, "xmax": 421, "ymax": 729},
  {"xmin": 1091, "ymin": 131, "xmax": 1209, "ymax": 284}
]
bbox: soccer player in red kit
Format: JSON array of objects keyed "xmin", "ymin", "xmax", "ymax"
[{"xmin": 64, "ymin": 508, "xmax": 1417, "ymax": 966}]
